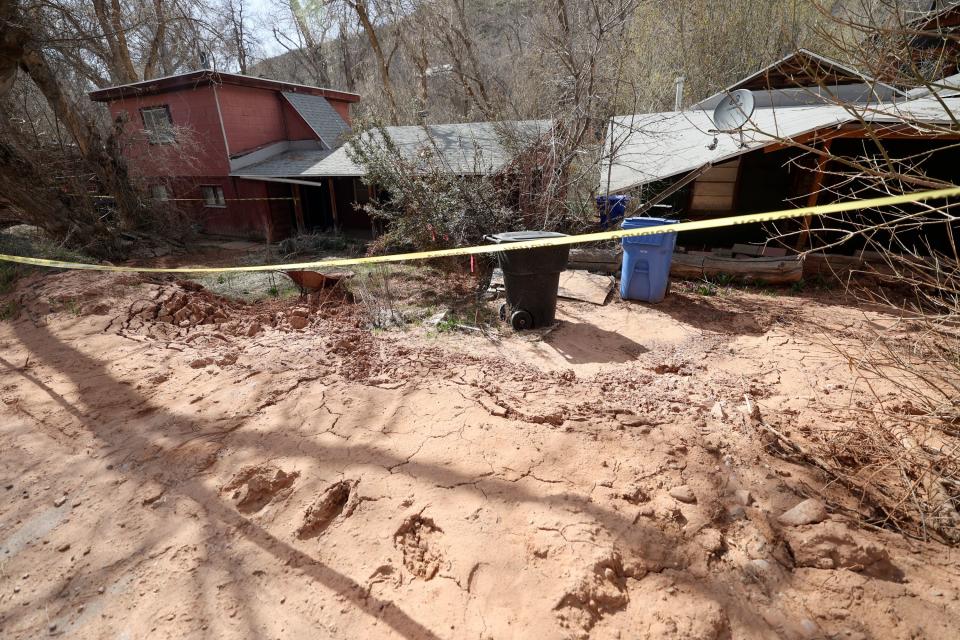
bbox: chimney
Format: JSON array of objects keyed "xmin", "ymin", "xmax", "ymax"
[{"xmin": 674, "ymin": 75, "xmax": 685, "ymax": 111}]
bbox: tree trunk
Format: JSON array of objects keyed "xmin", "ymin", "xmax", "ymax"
[
  {"xmin": 349, "ymin": 0, "xmax": 399, "ymax": 124},
  {"xmin": 19, "ymin": 35, "xmax": 141, "ymax": 229},
  {"xmin": 338, "ymin": 15, "xmax": 355, "ymax": 92},
  {"xmin": 0, "ymin": 141, "xmax": 118, "ymax": 253},
  {"xmin": 143, "ymin": 0, "xmax": 167, "ymax": 80}
]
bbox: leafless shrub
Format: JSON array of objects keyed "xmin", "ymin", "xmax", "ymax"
[
  {"xmin": 741, "ymin": 1, "xmax": 960, "ymax": 543},
  {"xmin": 350, "ymin": 265, "xmax": 404, "ymax": 328}
]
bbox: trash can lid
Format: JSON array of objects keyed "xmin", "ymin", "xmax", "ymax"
[
  {"xmin": 485, "ymin": 231, "xmax": 568, "ymax": 243},
  {"xmin": 621, "ymin": 217, "xmax": 678, "ymax": 229}
]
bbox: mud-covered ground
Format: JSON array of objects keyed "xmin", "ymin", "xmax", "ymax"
[{"xmin": 1, "ymin": 269, "xmax": 958, "ymax": 639}]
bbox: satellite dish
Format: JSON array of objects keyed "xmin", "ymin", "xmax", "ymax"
[{"xmin": 712, "ymin": 89, "xmax": 755, "ymax": 132}]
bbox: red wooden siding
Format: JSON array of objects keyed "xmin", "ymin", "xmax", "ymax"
[
  {"xmin": 216, "ymin": 84, "xmax": 288, "ymax": 155},
  {"xmin": 107, "ymin": 85, "xmax": 229, "ymax": 177},
  {"xmin": 282, "ymin": 100, "xmax": 318, "ymax": 140}
]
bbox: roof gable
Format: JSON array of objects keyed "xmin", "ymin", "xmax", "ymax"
[{"xmin": 693, "ymin": 49, "xmax": 904, "ymax": 110}]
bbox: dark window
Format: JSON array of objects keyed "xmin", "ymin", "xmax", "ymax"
[
  {"xmin": 201, "ymin": 185, "xmax": 226, "ymax": 208},
  {"xmin": 141, "ymin": 105, "xmax": 174, "ymax": 143},
  {"xmin": 151, "ymin": 184, "xmax": 169, "ymax": 201}
]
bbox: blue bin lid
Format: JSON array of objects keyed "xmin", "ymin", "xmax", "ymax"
[
  {"xmin": 621, "ymin": 216, "xmax": 677, "ymax": 230},
  {"xmin": 485, "ymin": 231, "xmax": 568, "ymax": 243},
  {"xmin": 597, "ymin": 195, "xmax": 631, "ymax": 204}
]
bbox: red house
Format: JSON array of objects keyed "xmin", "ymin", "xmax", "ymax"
[{"xmin": 89, "ymin": 70, "xmax": 362, "ymax": 240}]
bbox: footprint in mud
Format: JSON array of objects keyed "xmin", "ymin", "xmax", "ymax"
[
  {"xmin": 221, "ymin": 465, "xmax": 299, "ymax": 513},
  {"xmin": 393, "ymin": 514, "xmax": 444, "ymax": 580},
  {"xmin": 554, "ymin": 551, "xmax": 630, "ymax": 637},
  {"xmin": 297, "ymin": 480, "xmax": 353, "ymax": 539}
]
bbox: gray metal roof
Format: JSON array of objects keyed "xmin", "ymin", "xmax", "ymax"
[
  {"xmin": 692, "ymin": 49, "xmax": 905, "ymax": 111},
  {"xmin": 601, "ymin": 97, "xmax": 960, "ymax": 194},
  {"xmin": 233, "ymin": 120, "xmax": 550, "ymax": 179},
  {"xmin": 282, "ymin": 92, "xmax": 351, "ymax": 149}
]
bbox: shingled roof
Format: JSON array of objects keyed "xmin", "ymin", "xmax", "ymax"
[
  {"xmin": 282, "ymin": 92, "xmax": 351, "ymax": 149},
  {"xmin": 233, "ymin": 120, "xmax": 551, "ymax": 179}
]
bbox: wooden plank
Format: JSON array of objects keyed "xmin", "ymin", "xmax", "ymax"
[
  {"xmin": 795, "ymin": 138, "xmax": 831, "ymax": 251},
  {"xmin": 692, "ymin": 181, "xmax": 737, "ymax": 197},
  {"xmin": 567, "ymin": 247, "xmax": 622, "ymax": 274},
  {"xmin": 671, "ymin": 254, "xmax": 803, "ymax": 284},
  {"xmin": 731, "ymin": 243, "xmax": 763, "ymax": 256},
  {"xmin": 690, "ymin": 194, "xmax": 735, "ymax": 211},
  {"xmin": 557, "ymin": 271, "xmax": 615, "ymax": 305},
  {"xmin": 802, "ymin": 252, "xmax": 895, "ymax": 278},
  {"xmin": 327, "ymin": 177, "xmax": 340, "ymax": 230},
  {"xmin": 292, "ymin": 184, "xmax": 305, "ymax": 234},
  {"xmin": 698, "ymin": 166, "xmax": 740, "ymax": 182}
]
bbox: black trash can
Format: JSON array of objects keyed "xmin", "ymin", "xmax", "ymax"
[{"xmin": 485, "ymin": 231, "xmax": 569, "ymax": 330}]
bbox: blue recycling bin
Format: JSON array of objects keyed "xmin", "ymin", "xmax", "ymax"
[
  {"xmin": 597, "ymin": 195, "xmax": 631, "ymax": 228},
  {"xmin": 620, "ymin": 217, "xmax": 679, "ymax": 303}
]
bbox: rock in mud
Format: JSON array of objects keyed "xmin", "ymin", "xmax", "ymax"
[
  {"xmin": 669, "ymin": 485, "xmax": 697, "ymax": 504},
  {"xmin": 784, "ymin": 521, "xmax": 902, "ymax": 580},
  {"xmin": 734, "ymin": 489, "xmax": 753, "ymax": 506},
  {"xmin": 554, "ymin": 550, "xmax": 628, "ymax": 637},
  {"xmin": 710, "ymin": 401, "xmax": 727, "ymax": 421},
  {"xmin": 288, "ymin": 315, "xmax": 309, "ymax": 330},
  {"xmin": 777, "ymin": 499, "xmax": 827, "ymax": 526},
  {"xmin": 697, "ymin": 528, "xmax": 725, "ymax": 556},
  {"xmin": 617, "ymin": 414, "xmax": 651, "ymax": 428}
]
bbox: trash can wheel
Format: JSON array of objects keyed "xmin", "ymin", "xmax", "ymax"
[
  {"xmin": 499, "ymin": 303, "xmax": 508, "ymax": 321},
  {"xmin": 510, "ymin": 309, "xmax": 534, "ymax": 330}
]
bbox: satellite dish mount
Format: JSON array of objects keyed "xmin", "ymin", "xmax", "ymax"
[{"xmin": 710, "ymin": 89, "xmax": 755, "ymax": 149}]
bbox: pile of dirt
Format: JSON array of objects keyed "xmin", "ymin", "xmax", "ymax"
[{"xmin": 2, "ymin": 270, "xmax": 959, "ymax": 640}]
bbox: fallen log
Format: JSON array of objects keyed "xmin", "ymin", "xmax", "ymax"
[
  {"xmin": 802, "ymin": 252, "xmax": 896, "ymax": 279},
  {"xmin": 567, "ymin": 247, "xmax": 621, "ymax": 274},
  {"xmin": 670, "ymin": 253, "xmax": 803, "ymax": 284}
]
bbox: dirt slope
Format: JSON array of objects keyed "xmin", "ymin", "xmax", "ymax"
[{"xmin": 1, "ymin": 271, "xmax": 958, "ymax": 639}]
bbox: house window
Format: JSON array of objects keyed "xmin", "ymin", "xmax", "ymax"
[
  {"xmin": 141, "ymin": 105, "xmax": 174, "ymax": 143},
  {"xmin": 151, "ymin": 184, "xmax": 169, "ymax": 201},
  {"xmin": 201, "ymin": 185, "xmax": 226, "ymax": 208}
]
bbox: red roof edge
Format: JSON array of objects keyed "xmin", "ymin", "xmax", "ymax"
[{"xmin": 88, "ymin": 70, "xmax": 361, "ymax": 103}]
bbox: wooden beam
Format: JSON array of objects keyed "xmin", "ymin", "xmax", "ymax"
[
  {"xmin": 795, "ymin": 138, "xmax": 832, "ymax": 251},
  {"xmin": 671, "ymin": 254, "xmax": 803, "ymax": 284},
  {"xmin": 327, "ymin": 176, "xmax": 339, "ymax": 231},
  {"xmin": 765, "ymin": 124, "xmax": 960, "ymax": 154},
  {"xmin": 292, "ymin": 184, "xmax": 305, "ymax": 234}
]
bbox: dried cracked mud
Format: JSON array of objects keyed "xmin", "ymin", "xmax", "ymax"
[{"xmin": 1, "ymin": 270, "xmax": 958, "ymax": 639}]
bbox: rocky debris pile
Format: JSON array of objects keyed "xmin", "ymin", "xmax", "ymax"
[
  {"xmin": 784, "ymin": 521, "xmax": 902, "ymax": 579},
  {"xmin": 119, "ymin": 280, "xmax": 331, "ymax": 339}
]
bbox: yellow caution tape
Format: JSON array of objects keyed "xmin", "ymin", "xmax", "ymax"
[{"xmin": 1, "ymin": 186, "xmax": 957, "ymax": 274}]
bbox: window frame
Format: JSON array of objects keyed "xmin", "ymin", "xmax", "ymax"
[
  {"xmin": 201, "ymin": 185, "xmax": 226, "ymax": 208},
  {"xmin": 140, "ymin": 105, "xmax": 175, "ymax": 144}
]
